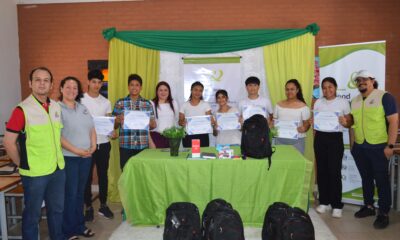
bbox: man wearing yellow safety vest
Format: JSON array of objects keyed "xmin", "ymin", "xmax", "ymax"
[
  {"xmin": 4, "ymin": 67, "xmax": 65, "ymax": 240},
  {"xmin": 347, "ymin": 70, "xmax": 398, "ymax": 229}
]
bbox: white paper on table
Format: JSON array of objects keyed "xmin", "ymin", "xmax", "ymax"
[
  {"xmin": 186, "ymin": 115, "xmax": 212, "ymax": 135},
  {"xmin": 242, "ymin": 105, "xmax": 266, "ymax": 120},
  {"xmin": 313, "ymin": 111, "xmax": 340, "ymax": 131},
  {"xmin": 274, "ymin": 120, "xmax": 300, "ymax": 139},
  {"xmin": 216, "ymin": 112, "xmax": 241, "ymax": 131},
  {"xmin": 123, "ymin": 110, "xmax": 150, "ymax": 130},
  {"xmin": 93, "ymin": 116, "xmax": 115, "ymax": 136}
]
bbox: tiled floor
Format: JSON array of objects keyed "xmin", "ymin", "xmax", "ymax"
[{"xmin": 27, "ymin": 201, "xmax": 400, "ymax": 239}]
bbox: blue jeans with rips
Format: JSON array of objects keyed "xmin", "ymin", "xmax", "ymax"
[{"xmin": 21, "ymin": 168, "xmax": 66, "ymax": 240}]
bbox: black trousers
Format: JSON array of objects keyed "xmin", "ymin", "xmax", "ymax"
[
  {"xmin": 314, "ymin": 131, "xmax": 344, "ymax": 209},
  {"xmin": 182, "ymin": 134, "xmax": 209, "ymax": 148},
  {"xmin": 84, "ymin": 142, "xmax": 111, "ymax": 207},
  {"xmin": 351, "ymin": 143, "xmax": 391, "ymax": 214},
  {"xmin": 119, "ymin": 148, "xmax": 143, "ymax": 170}
]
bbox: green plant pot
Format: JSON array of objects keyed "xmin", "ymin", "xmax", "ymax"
[{"xmin": 168, "ymin": 138, "xmax": 181, "ymax": 157}]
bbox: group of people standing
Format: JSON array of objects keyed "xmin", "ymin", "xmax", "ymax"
[
  {"xmin": 3, "ymin": 67, "xmax": 398, "ymax": 240},
  {"xmin": 4, "ymin": 68, "xmax": 114, "ymax": 240}
]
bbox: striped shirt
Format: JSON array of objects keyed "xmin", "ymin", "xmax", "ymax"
[{"xmin": 112, "ymin": 95, "xmax": 154, "ymax": 149}]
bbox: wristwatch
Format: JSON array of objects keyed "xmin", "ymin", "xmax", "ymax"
[{"xmin": 387, "ymin": 144, "xmax": 394, "ymax": 149}]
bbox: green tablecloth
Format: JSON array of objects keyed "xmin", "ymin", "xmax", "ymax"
[{"xmin": 118, "ymin": 145, "xmax": 313, "ymax": 226}]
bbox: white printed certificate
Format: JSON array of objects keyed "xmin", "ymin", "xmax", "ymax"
[
  {"xmin": 242, "ymin": 105, "xmax": 267, "ymax": 120},
  {"xmin": 186, "ymin": 115, "xmax": 213, "ymax": 135},
  {"xmin": 314, "ymin": 111, "xmax": 340, "ymax": 132},
  {"xmin": 93, "ymin": 116, "xmax": 115, "ymax": 136},
  {"xmin": 274, "ymin": 120, "xmax": 300, "ymax": 139},
  {"xmin": 123, "ymin": 110, "xmax": 150, "ymax": 130},
  {"xmin": 216, "ymin": 112, "xmax": 241, "ymax": 131}
]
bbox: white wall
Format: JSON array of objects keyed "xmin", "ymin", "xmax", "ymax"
[{"xmin": 0, "ymin": 0, "xmax": 20, "ymax": 135}]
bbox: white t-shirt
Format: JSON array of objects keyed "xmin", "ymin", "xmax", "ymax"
[
  {"xmin": 81, "ymin": 93, "xmax": 112, "ymax": 144},
  {"xmin": 313, "ymin": 97, "xmax": 351, "ymax": 132},
  {"xmin": 238, "ymin": 96, "xmax": 273, "ymax": 119},
  {"xmin": 180, "ymin": 100, "xmax": 211, "ymax": 117},
  {"xmin": 215, "ymin": 106, "xmax": 241, "ymax": 145},
  {"xmin": 273, "ymin": 105, "xmax": 310, "ymax": 138},
  {"xmin": 151, "ymin": 100, "xmax": 179, "ymax": 133}
]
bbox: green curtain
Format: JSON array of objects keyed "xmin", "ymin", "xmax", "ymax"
[
  {"xmin": 103, "ymin": 24, "xmax": 319, "ymax": 54},
  {"xmin": 263, "ymin": 33, "xmax": 316, "ymax": 189},
  {"xmin": 107, "ymin": 38, "xmax": 160, "ymax": 202}
]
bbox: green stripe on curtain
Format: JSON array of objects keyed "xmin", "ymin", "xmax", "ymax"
[
  {"xmin": 183, "ymin": 57, "xmax": 241, "ymax": 64},
  {"xmin": 263, "ymin": 33, "xmax": 316, "ymax": 190},
  {"xmin": 103, "ymin": 24, "xmax": 319, "ymax": 54},
  {"xmin": 107, "ymin": 38, "xmax": 160, "ymax": 202}
]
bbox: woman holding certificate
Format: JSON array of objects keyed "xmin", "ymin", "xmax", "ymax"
[
  {"xmin": 273, "ymin": 79, "xmax": 310, "ymax": 154},
  {"xmin": 179, "ymin": 81, "xmax": 213, "ymax": 147},
  {"xmin": 312, "ymin": 77, "xmax": 352, "ymax": 218},
  {"xmin": 213, "ymin": 89, "xmax": 241, "ymax": 145},
  {"xmin": 59, "ymin": 77, "xmax": 96, "ymax": 239},
  {"xmin": 150, "ymin": 81, "xmax": 179, "ymax": 148}
]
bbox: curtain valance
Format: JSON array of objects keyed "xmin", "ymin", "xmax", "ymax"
[{"xmin": 103, "ymin": 23, "xmax": 319, "ymax": 54}]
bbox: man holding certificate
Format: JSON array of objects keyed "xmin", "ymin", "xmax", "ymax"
[
  {"xmin": 81, "ymin": 69, "xmax": 115, "ymax": 221},
  {"xmin": 238, "ymin": 76, "xmax": 273, "ymax": 123},
  {"xmin": 113, "ymin": 74, "xmax": 155, "ymax": 170},
  {"xmin": 312, "ymin": 77, "xmax": 352, "ymax": 219}
]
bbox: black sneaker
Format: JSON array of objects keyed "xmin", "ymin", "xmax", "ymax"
[
  {"xmin": 98, "ymin": 205, "xmax": 114, "ymax": 219},
  {"xmin": 85, "ymin": 207, "xmax": 94, "ymax": 222},
  {"xmin": 373, "ymin": 215, "xmax": 389, "ymax": 229},
  {"xmin": 354, "ymin": 205, "xmax": 376, "ymax": 218}
]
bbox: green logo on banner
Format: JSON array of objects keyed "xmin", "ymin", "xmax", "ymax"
[
  {"xmin": 211, "ymin": 70, "xmax": 223, "ymax": 81},
  {"xmin": 347, "ymin": 72, "xmax": 358, "ymax": 89}
]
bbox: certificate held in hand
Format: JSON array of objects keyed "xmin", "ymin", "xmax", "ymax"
[
  {"xmin": 186, "ymin": 115, "xmax": 212, "ymax": 135},
  {"xmin": 93, "ymin": 116, "xmax": 115, "ymax": 136},
  {"xmin": 313, "ymin": 111, "xmax": 340, "ymax": 132},
  {"xmin": 123, "ymin": 110, "xmax": 150, "ymax": 130},
  {"xmin": 274, "ymin": 120, "xmax": 300, "ymax": 139},
  {"xmin": 216, "ymin": 112, "xmax": 240, "ymax": 131}
]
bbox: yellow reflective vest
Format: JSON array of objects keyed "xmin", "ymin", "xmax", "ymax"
[
  {"xmin": 18, "ymin": 95, "xmax": 65, "ymax": 176},
  {"xmin": 351, "ymin": 89, "xmax": 388, "ymax": 144}
]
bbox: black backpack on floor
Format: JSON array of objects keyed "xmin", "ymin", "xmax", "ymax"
[
  {"xmin": 201, "ymin": 198, "xmax": 233, "ymax": 238},
  {"xmin": 204, "ymin": 208, "xmax": 245, "ymax": 240},
  {"xmin": 281, "ymin": 207, "xmax": 315, "ymax": 240},
  {"xmin": 163, "ymin": 202, "xmax": 201, "ymax": 240},
  {"xmin": 262, "ymin": 202, "xmax": 314, "ymax": 240},
  {"xmin": 241, "ymin": 114, "xmax": 274, "ymax": 169}
]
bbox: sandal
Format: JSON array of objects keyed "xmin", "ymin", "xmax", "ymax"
[
  {"xmin": 68, "ymin": 236, "xmax": 79, "ymax": 240},
  {"xmin": 81, "ymin": 228, "xmax": 95, "ymax": 238}
]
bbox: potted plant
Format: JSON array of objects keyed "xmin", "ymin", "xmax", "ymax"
[{"xmin": 162, "ymin": 126, "xmax": 186, "ymax": 156}]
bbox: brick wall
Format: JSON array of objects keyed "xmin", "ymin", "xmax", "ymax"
[{"xmin": 17, "ymin": 0, "xmax": 400, "ymax": 103}]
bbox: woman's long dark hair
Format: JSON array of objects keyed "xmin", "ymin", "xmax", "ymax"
[
  {"xmin": 286, "ymin": 79, "xmax": 306, "ymax": 104},
  {"xmin": 152, "ymin": 81, "xmax": 174, "ymax": 119},
  {"xmin": 59, "ymin": 76, "xmax": 83, "ymax": 102},
  {"xmin": 189, "ymin": 81, "xmax": 204, "ymax": 101}
]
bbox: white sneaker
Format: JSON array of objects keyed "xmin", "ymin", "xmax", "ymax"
[
  {"xmin": 332, "ymin": 208, "xmax": 342, "ymax": 218},
  {"xmin": 316, "ymin": 204, "xmax": 329, "ymax": 214}
]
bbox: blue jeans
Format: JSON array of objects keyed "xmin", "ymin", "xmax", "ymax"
[
  {"xmin": 63, "ymin": 156, "xmax": 92, "ymax": 238},
  {"xmin": 21, "ymin": 168, "xmax": 66, "ymax": 240},
  {"xmin": 351, "ymin": 143, "xmax": 391, "ymax": 214}
]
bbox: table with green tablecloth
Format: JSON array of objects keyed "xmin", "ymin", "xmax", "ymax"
[{"xmin": 118, "ymin": 145, "xmax": 313, "ymax": 226}]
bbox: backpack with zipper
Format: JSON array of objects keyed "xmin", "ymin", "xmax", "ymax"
[
  {"xmin": 280, "ymin": 207, "xmax": 315, "ymax": 240},
  {"xmin": 204, "ymin": 208, "xmax": 244, "ymax": 240},
  {"xmin": 262, "ymin": 202, "xmax": 291, "ymax": 240},
  {"xmin": 163, "ymin": 202, "xmax": 201, "ymax": 240},
  {"xmin": 201, "ymin": 198, "xmax": 233, "ymax": 238},
  {"xmin": 241, "ymin": 114, "xmax": 274, "ymax": 169}
]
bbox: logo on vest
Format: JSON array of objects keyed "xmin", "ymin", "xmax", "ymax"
[
  {"xmin": 369, "ymin": 99, "xmax": 374, "ymax": 104},
  {"xmin": 55, "ymin": 111, "xmax": 60, "ymax": 118}
]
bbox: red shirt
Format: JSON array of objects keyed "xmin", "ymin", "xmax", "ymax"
[{"xmin": 6, "ymin": 98, "xmax": 50, "ymax": 133}]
